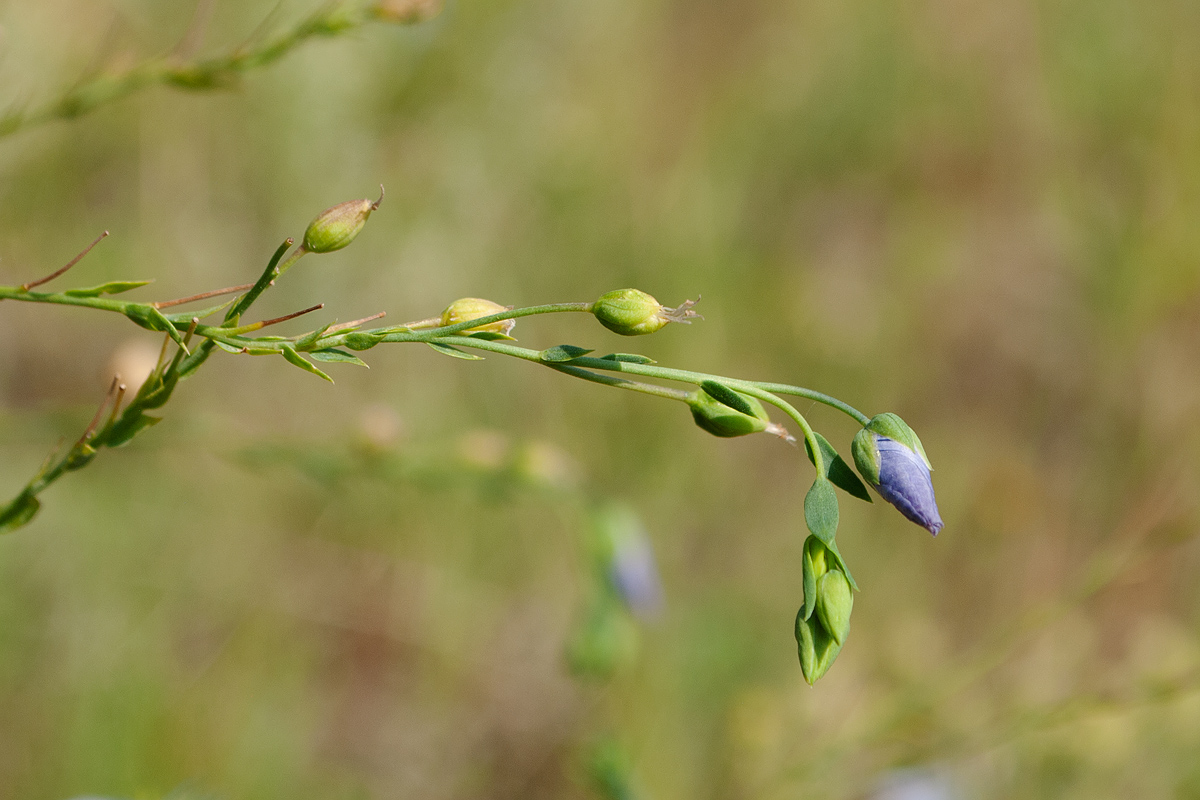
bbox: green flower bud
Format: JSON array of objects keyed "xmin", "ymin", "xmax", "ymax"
[
  {"xmin": 439, "ymin": 297, "xmax": 515, "ymax": 335},
  {"xmin": 591, "ymin": 288, "xmax": 701, "ymax": 336},
  {"xmin": 795, "ymin": 607, "xmax": 844, "ymax": 686},
  {"xmin": 816, "ymin": 569, "xmax": 852, "ymax": 645},
  {"xmin": 687, "ymin": 388, "xmax": 769, "ymax": 437},
  {"xmin": 301, "ymin": 187, "xmax": 383, "ymax": 254}
]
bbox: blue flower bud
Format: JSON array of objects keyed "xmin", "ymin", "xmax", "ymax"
[
  {"xmin": 596, "ymin": 505, "xmax": 663, "ymax": 619},
  {"xmin": 852, "ymin": 414, "xmax": 943, "ymax": 535}
]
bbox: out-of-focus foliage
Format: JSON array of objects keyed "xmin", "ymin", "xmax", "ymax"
[{"xmin": 3, "ymin": 0, "xmax": 1200, "ymax": 798}]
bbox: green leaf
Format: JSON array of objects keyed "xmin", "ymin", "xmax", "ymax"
[
  {"xmin": 294, "ymin": 322, "xmax": 334, "ymax": 350},
  {"xmin": 213, "ymin": 340, "xmax": 243, "ymax": 354},
  {"xmin": 539, "ymin": 344, "xmax": 593, "ymax": 363},
  {"xmin": 426, "ymin": 342, "xmax": 483, "ymax": 361},
  {"xmin": 64, "ymin": 280, "xmax": 152, "ymax": 298},
  {"xmin": 824, "ymin": 537, "xmax": 858, "ymax": 592},
  {"xmin": 804, "ymin": 477, "xmax": 839, "ymax": 545},
  {"xmin": 598, "ymin": 353, "xmax": 656, "ymax": 365},
  {"xmin": 700, "ymin": 380, "xmax": 756, "ymax": 417},
  {"xmin": 805, "ymin": 432, "xmax": 871, "ymax": 502},
  {"xmin": 309, "ymin": 348, "xmax": 368, "ymax": 367},
  {"xmin": 163, "ymin": 298, "xmax": 235, "ymax": 323},
  {"xmin": 0, "ymin": 491, "xmax": 40, "ymax": 533},
  {"xmin": 344, "ymin": 332, "xmax": 385, "ymax": 351},
  {"xmin": 281, "ymin": 347, "xmax": 333, "ymax": 382},
  {"xmin": 802, "ymin": 536, "xmax": 820, "ymax": 621},
  {"xmin": 107, "ymin": 412, "xmax": 163, "ymax": 447},
  {"xmin": 466, "ymin": 330, "xmax": 517, "ymax": 341}
]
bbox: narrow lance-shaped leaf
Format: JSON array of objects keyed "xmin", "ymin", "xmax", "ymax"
[
  {"xmin": 105, "ymin": 412, "xmax": 163, "ymax": 448},
  {"xmin": 281, "ymin": 346, "xmax": 333, "ymax": 382},
  {"xmin": 699, "ymin": 380, "xmax": 757, "ymax": 417},
  {"xmin": 805, "ymin": 432, "xmax": 871, "ymax": 502},
  {"xmin": 426, "ymin": 342, "xmax": 483, "ymax": 361},
  {"xmin": 64, "ymin": 280, "xmax": 153, "ymax": 297},
  {"xmin": 308, "ymin": 348, "xmax": 368, "ymax": 367},
  {"xmin": 539, "ymin": 344, "xmax": 593, "ymax": 363},
  {"xmin": 598, "ymin": 353, "xmax": 656, "ymax": 365},
  {"xmin": 0, "ymin": 491, "xmax": 40, "ymax": 533}
]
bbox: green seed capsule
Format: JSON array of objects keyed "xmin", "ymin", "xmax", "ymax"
[
  {"xmin": 591, "ymin": 288, "xmax": 701, "ymax": 336},
  {"xmin": 301, "ymin": 188, "xmax": 383, "ymax": 254}
]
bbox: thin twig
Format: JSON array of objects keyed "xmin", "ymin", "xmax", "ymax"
[
  {"xmin": 153, "ymin": 282, "xmax": 254, "ymax": 309},
  {"xmin": 21, "ymin": 231, "xmax": 108, "ymax": 291}
]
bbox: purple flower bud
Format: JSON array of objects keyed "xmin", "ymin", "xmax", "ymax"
[{"xmin": 873, "ymin": 436, "xmax": 943, "ymax": 535}]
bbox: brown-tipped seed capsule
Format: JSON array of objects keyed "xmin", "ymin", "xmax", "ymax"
[
  {"xmin": 440, "ymin": 297, "xmax": 515, "ymax": 335},
  {"xmin": 591, "ymin": 288, "xmax": 702, "ymax": 336},
  {"xmin": 301, "ymin": 188, "xmax": 383, "ymax": 254}
]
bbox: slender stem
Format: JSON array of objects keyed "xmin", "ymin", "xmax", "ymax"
[
  {"xmin": 732, "ymin": 388, "xmax": 823, "ymax": 476},
  {"xmin": 546, "ymin": 364, "xmax": 691, "ymax": 402},
  {"xmin": 21, "ymin": 231, "xmax": 109, "ymax": 290},
  {"xmin": 153, "ymin": 282, "xmax": 254, "ymax": 309},
  {"xmin": 384, "ymin": 303, "xmax": 594, "ymax": 337},
  {"xmin": 400, "ymin": 332, "xmax": 869, "ymax": 427}
]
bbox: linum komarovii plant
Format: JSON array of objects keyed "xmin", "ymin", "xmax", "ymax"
[{"xmin": 0, "ymin": 193, "xmax": 942, "ymax": 685}]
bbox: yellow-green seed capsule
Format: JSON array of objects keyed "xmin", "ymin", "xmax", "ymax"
[
  {"xmin": 301, "ymin": 188, "xmax": 383, "ymax": 254},
  {"xmin": 440, "ymin": 297, "xmax": 515, "ymax": 335},
  {"xmin": 591, "ymin": 288, "xmax": 701, "ymax": 336}
]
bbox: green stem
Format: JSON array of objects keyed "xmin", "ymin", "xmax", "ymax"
[{"xmin": 383, "ymin": 303, "xmax": 594, "ymax": 337}]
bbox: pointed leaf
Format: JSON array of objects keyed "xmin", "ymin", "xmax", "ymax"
[
  {"xmin": 823, "ymin": 537, "xmax": 858, "ymax": 592},
  {"xmin": 804, "ymin": 477, "xmax": 839, "ymax": 545},
  {"xmin": 426, "ymin": 342, "xmax": 483, "ymax": 361},
  {"xmin": 213, "ymin": 340, "xmax": 243, "ymax": 354},
  {"xmin": 802, "ymin": 537, "xmax": 820, "ymax": 621},
  {"xmin": 309, "ymin": 348, "xmax": 368, "ymax": 367},
  {"xmin": 700, "ymin": 380, "xmax": 756, "ymax": 417},
  {"xmin": 598, "ymin": 353, "xmax": 657, "ymax": 365},
  {"xmin": 539, "ymin": 344, "xmax": 594, "ymax": 363},
  {"xmin": 163, "ymin": 298, "xmax": 236, "ymax": 323},
  {"xmin": 281, "ymin": 347, "xmax": 333, "ymax": 382},
  {"xmin": 294, "ymin": 322, "xmax": 335, "ymax": 350},
  {"xmin": 64, "ymin": 280, "xmax": 152, "ymax": 298},
  {"xmin": 0, "ymin": 491, "xmax": 40, "ymax": 533},
  {"xmin": 466, "ymin": 330, "xmax": 517, "ymax": 341},
  {"xmin": 344, "ymin": 332, "xmax": 385, "ymax": 351},
  {"xmin": 107, "ymin": 412, "xmax": 163, "ymax": 447},
  {"xmin": 805, "ymin": 432, "xmax": 871, "ymax": 502}
]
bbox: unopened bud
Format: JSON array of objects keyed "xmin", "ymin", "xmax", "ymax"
[
  {"xmin": 440, "ymin": 297, "xmax": 515, "ymax": 335},
  {"xmin": 852, "ymin": 413, "xmax": 943, "ymax": 535},
  {"xmin": 590, "ymin": 288, "xmax": 701, "ymax": 336},
  {"xmin": 688, "ymin": 389, "xmax": 768, "ymax": 437},
  {"xmin": 816, "ymin": 569, "xmax": 853, "ymax": 645},
  {"xmin": 795, "ymin": 607, "xmax": 843, "ymax": 686},
  {"xmin": 301, "ymin": 188, "xmax": 383, "ymax": 254}
]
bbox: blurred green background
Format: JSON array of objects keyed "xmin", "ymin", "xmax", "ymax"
[{"xmin": 4, "ymin": 0, "xmax": 1200, "ymax": 797}]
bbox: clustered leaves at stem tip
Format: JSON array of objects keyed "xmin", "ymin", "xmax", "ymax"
[{"xmin": 0, "ymin": 191, "xmax": 944, "ymax": 685}]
